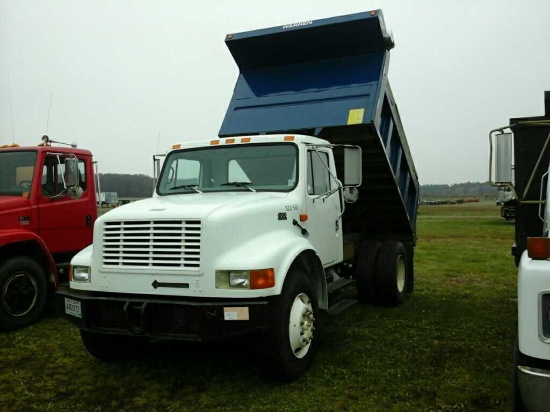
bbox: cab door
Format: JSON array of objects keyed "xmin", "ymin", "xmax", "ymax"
[
  {"xmin": 36, "ymin": 153, "xmax": 95, "ymax": 256},
  {"xmin": 304, "ymin": 149, "xmax": 342, "ymax": 265}
]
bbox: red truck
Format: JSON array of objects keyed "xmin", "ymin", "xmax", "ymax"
[{"xmin": 0, "ymin": 136, "xmax": 97, "ymax": 330}]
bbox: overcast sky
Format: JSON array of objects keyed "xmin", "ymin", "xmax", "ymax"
[{"xmin": 1, "ymin": 0, "xmax": 549, "ymax": 185}]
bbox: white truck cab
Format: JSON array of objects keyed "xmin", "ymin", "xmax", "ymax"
[
  {"xmin": 57, "ymin": 10, "xmax": 419, "ymax": 381},
  {"xmin": 489, "ymin": 91, "xmax": 550, "ymax": 411}
]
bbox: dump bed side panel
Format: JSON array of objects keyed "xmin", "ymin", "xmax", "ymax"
[{"xmin": 219, "ymin": 10, "xmax": 419, "ymax": 240}]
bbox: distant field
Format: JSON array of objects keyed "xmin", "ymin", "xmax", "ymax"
[{"xmin": 0, "ymin": 203, "xmax": 517, "ymax": 411}]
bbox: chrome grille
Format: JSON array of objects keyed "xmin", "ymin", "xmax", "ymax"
[{"xmin": 102, "ymin": 220, "xmax": 201, "ymax": 269}]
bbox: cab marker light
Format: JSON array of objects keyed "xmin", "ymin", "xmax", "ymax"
[
  {"xmin": 172, "ymin": 144, "xmax": 182, "ymax": 150},
  {"xmin": 241, "ymin": 137, "xmax": 251, "ymax": 143},
  {"xmin": 226, "ymin": 138, "xmax": 235, "ymax": 144},
  {"xmin": 284, "ymin": 135, "xmax": 295, "ymax": 141},
  {"xmin": 210, "ymin": 140, "xmax": 220, "ymax": 145},
  {"xmin": 527, "ymin": 237, "xmax": 550, "ymax": 260}
]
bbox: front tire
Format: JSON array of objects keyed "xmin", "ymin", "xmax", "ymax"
[
  {"xmin": 0, "ymin": 256, "xmax": 47, "ymax": 331},
  {"xmin": 267, "ymin": 269, "xmax": 318, "ymax": 381}
]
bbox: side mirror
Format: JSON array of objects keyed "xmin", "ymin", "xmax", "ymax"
[
  {"xmin": 64, "ymin": 158, "xmax": 79, "ymax": 188},
  {"xmin": 343, "ymin": 146, "xmax": 362, "ymax": 186},
  {"xmin": 495, "ymin": 133, "xmax": 513, "ymax": 184}
]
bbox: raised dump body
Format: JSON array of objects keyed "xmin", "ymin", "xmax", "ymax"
[{"xmin": 219, "ymin": 10, "xmax": 419, "ymax": 243}]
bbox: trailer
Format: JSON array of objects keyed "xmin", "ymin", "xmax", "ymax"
[
  {"xmin": 56, "ymin": 10, "xmax": 418, "ymax": 381},
  {"xmin": 490, "ymin": 91, "xmax": 550, "ymax": 411}
]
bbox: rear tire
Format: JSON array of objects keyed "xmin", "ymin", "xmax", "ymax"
[
  {"xmin": 266, "ymin": 269, "xmax": 318, "ymax": 381},
  {"xmin": 80, "ymin": 330, "xmax": 148, "ymax": 362},
  {"xmin": 355, "ymin": 240, "xmax": 381, "ymax": 304},
  {"xmin": 375, "ymin": 241, "xmax": 408, "ymax": 307},
  {"xmin": 0, "ymin": 256, "xmax": 47, "ymax": 331}
]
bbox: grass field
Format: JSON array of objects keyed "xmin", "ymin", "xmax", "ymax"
[{"xmin": 0, "ymin": 202, "xmax": 518, "ymax": 411}]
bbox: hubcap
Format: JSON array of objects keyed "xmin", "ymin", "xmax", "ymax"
[
  {"xmin": 396, "ymin": 255, "xmax": 406, "ymax": 292},
  {"xmin": 2, "ymin": 272, "xmax": 38, "ymax": 317},
  {"xmin": 288, "ymin": 292, "xmax": 315, "ymax": 359}
]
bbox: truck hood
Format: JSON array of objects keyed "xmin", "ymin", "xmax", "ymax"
[
  {"xmin": 100, "ymin": 192, "xmax": 290, "ymax": 221},
  {"xmin": 0, "ymin": 196, "xmax": 30, "ymax": 215}
]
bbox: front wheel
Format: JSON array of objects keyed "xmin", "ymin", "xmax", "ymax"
[
  {"xmin": 0, "ymin": 256, "xmax": 47, "ymax": 331},
  {"xmin": 267, "ymin": 269, "xmax": 318, "ymax": 381}
]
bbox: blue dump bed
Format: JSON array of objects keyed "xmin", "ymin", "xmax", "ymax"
[{"xmin": 219, "ymin": 10, "xmax": 419, "ymax": 241}]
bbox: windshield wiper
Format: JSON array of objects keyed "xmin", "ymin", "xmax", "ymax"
[
  {"xmin": 170, "ymin": 185, "xmax": 203, "ymax": 193},
  {"xmin": 220, "ymin": 181, "xmax": 256, "ymax": 192}
]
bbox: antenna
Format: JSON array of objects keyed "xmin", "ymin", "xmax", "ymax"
[
  {"xmin": 9, "ymin": 73, "xmax": 14, "ymax": 143},
  {"xmin": 156, "ymin": 132, "xmax": 161, "ymax": 154},
  {"xmin": 45, "ymin": 92, "xmax": 53, "ymax": 134}
]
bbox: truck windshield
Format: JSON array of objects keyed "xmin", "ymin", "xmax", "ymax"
[
  {"xmin": 0, "ymin": 151, "xmax": 37, "ymax": 196},
  {"xmin": 157, "ymin": 143, "xmax": 297, "ymax": 195}
]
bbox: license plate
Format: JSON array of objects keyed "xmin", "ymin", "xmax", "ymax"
[{"xmin": 65, "ymin": 298, "xmax": 82, "ymax": 318}]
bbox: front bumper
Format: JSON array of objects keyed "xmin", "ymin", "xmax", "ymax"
[
  {"xmin": 55, "ymin": 288, "xmax": 270, "ymax": 341},
  {"xmin": 518, "ymin": 365, "xmax": 550, "ymax": 412}
]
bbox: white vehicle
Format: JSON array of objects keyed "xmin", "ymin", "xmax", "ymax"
[
  {"xmin": 490, "ymin": 91, "xmax": 550, "ymax": 411},
  {"xmin": 56, "ymin": 10, "xmax": 419, "ymax": 380}
]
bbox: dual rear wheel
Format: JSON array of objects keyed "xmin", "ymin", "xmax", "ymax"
[{"xmin": 355, "ymin": 240, "xmax": 413, "ymax": 306}]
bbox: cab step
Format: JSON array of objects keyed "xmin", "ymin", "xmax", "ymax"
[{"xmin": 327, "ymin": 298, "xmax": 358, "ymax": 315}]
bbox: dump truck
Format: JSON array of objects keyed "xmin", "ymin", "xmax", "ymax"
[
  {"xmin": 0, "ymin": 136, "xmax": 97, "ymax": 330},
  {"xmin": 489, "ymin": 91, "xmax": 550, "ymax": 411},
  {"xmin": 56, "ymin": 10, "xmax": 419, "ymax": 380}
]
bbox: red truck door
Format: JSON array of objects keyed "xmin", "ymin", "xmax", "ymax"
[{"xmin": 36, "ymin": 153, "xmax": 96, "ymax": 256}]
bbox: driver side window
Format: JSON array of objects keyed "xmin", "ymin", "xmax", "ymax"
[
  {"xmin": 307, "ymin": 151, "xmax": 331, "ymax": 195},
  {"xmin": 41, "ymin": 156, "xmax": 87, "ymax": 197}
]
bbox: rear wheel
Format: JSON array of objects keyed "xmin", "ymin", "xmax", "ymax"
[
  {"xmin": 0, "ymin": 256, "xmax": 47, "ymax": 331},
  {"xmin": 267, "ymin": 269, "xmax": 318, "ymax": 381},
  {"xmin": 355, "ymin": 240, "xmax": 381, "ymax": 304},
  {"xmin": 80, "ymin": 330, "xmax": 148, "ymax": 362},
  {"xmin": 375, "ymin": 241, "xmax": 408, "ymax": 307}
]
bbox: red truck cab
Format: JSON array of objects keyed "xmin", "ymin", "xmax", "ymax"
[{"xmin": 0, "ymin": 140, "xmax": 97, "ymax": 330}]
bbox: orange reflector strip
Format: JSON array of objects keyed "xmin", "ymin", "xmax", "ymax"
[
  {"xmin": 210, "ymin": 140, "xmax": 220, "ymax": 145},
  {"xmin": 284, "ymin": 135, "xmax": 295, "ymax": 141},
  {"xmin": 250, "ymin": 269, "xmax": 275, "ymax": 289},
  {"xmin": 226, "ymin": 138, "xmax": 235, "ymax": 144},
  {"xmin": 241, "ymin": 137, "xmax": 251, "ymax": 143},
  {"xmin": 300, "ymin": 214, "xmax": 308, "ymax": 222},
  {"xmin": 527, "ymin": 237, "xmax": 550, "ymax": 259},
  {"xmin": 172, "ymin": 144, "xmax": 182, "ymax": 150},
  {"xmin": 69, "ymin": 266, "xmax": 74, "ymax": 281}
]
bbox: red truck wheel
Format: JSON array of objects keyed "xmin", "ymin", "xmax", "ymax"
[{"xmin": 0, "ymin": 256, "xmax": 47, "ymax": 331}]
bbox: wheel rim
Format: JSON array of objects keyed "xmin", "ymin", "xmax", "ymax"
[
  {"xmin": 396, "ymin": 255, "xmax": 406, "ymax": 293},
  {"xmin": 2, "ymin": 272, "xmax": 38, "ymax": 317},
  {"xmin": 288, "ymin": 292, "xmax": 315, "ymax": 359}
]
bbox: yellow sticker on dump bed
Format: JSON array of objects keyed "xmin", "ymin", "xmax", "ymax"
[{"xmin": 347, "ymin": 108, "xmax": 365, "ymax": 125}]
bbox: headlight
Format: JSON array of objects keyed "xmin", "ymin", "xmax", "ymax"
[
  {"xmin": 229, "ymin": 271, "xmax": 250, "ymax": 288},
  {"xmin": 71, "ymin": 266, "xmax": 91, "ymax": 282},
  {"xmin": 216, "ymin": 269, "xmax": 275, "ymax": 289}
]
